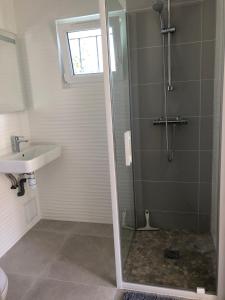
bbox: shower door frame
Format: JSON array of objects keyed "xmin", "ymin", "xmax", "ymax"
[{"xmin": 99, "ymin": 0, "xmax": 225, "ymax": 299}]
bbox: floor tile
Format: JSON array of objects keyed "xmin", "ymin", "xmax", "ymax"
[
  {"xmin": 44, "ymin": 234, "xmax": 116, "ymax": 287},
  {"xmin": 0, "ymin": 230, "xmax": 65, "ymax": 276},
  {"xmin": 6, "ymin": 273, "xmax": 35, "ymax": 300},
  {"xmin": 23, "ymin": 278, "xmax": 117, "ymax": 300},
  {"xmin": 70, "ymin": 222, "xmax": 113, "ymax": 238},
  {"xmin": 33, "ymin": 219, "xmax": 113, "ymax": 238},
  {"xmin": 114, "ymin": 289, "xmax": 125, "ymax": 300},
  {"xmin": 32, "ymin": 219, "xmax": 75, "ymax": 235}
]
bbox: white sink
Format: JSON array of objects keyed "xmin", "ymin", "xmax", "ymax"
[{"xmin": 0, "ymin": 144, "xmax": 61, "ymax": 174}]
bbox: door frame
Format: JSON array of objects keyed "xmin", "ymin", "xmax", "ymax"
[
  {"xmin": 99, "ymin": 0, "xmax": 225, "ymax": 299},
  {"xmin": 99, "ymin": 0, "xmax": 123, "ymax": 288}
]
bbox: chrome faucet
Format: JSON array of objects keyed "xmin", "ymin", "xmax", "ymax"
[{"xmin": 11, "ymin": 136, "xmax": 29, "ymax": 153}]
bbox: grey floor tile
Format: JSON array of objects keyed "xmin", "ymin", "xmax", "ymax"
[
  {"xmin": 33, "ymin": 220, "xmax": 114, "ymax": 238},
  {"xmin": 6, "ymin": 273, "xmax": 35, "ymax": 300},
  {"xmin": 114, "ymin": 289, "xmax": 125, "ymax": 300},
  {"xmin": 70, "ymin": 222, "xmax": 113, "ymax": 238},
  {"xmin": 23, "ymin": 278, "xmax": 117, "ymax": 300},
  {"xmin": 44, "ymin": 235, "xmax": 116, "ymax": 287},
  {"xmin": 0, "ymin": 230, "xmax": 65, "ymax": 277},
  {"xmin": 32, "ymin": 219, "xmax": 75, "ymax": 235}
]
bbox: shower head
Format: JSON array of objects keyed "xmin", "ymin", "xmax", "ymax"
[{"xmin": 152, "ymin": 0, "xmax": 164, "ymax": 14}]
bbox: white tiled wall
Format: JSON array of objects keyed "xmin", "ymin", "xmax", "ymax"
[
  {"xmin": 13, "ymin": 0, "xmax": 112, "ymax": 224},
  {"xmin": 0, "ymin": 112, "xmax": 41, "ymax": 257},
  {"xmin": 0, "ymin": 0, "xmax": 116, "ymax": 258},
  {"xmin": 0, "ymin": 0, "xmax": 40, "ymax": 258}
]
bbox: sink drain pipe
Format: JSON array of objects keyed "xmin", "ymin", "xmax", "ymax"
[
  {"xmin": 17, "ymin": 177, "xmax": 27, "ymax": 197},
  {"xmin": 17, "ymin": 173, "xmax": 37, "ymax": 197},
  {"xmin": 26, "ymin": 172, "xmax": 37, "ymax": 189},
  {"xmin": 5, "ymin": 172, "xmax": 37, "ymax": 197},
  {"xmin": 5, "ymin": 174, "xmax": 18, "ymax": 189}
]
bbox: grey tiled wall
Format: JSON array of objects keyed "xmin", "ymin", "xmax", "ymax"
[{"xmin": 128, "ymin": 0, "xmax": 216, "ymax": 232}]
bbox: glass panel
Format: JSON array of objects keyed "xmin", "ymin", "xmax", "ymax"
[
  {"xmin": 67, "ymin": 37, "xmax": 81, "ymax": 74},
  {"xmin": 97, "ymin": 33, "xmax": 116, "ymax": 72},
  {"xmin": 106, "ymin": 0, "xmax": 220, "ymax": 295},
  {"xmin": 79, "ymin": 36, "xmax": 99, "ymax": 74},
  {"xmin": 68, "ymin": 30, "xmax": 101, "ymax": 74},
  {"xmin": 97, "ymin": 35, "xmax": 103, "ymax": 72},
  {"xmin": 107, "ymin": 1, "xmax": 136, "ymax": 267},
  {"xmin": 68, "ymin": 28, "xmax": 116, "ymax": 75},
  {"xmin": 68, "ymin": 29, "xmax": 101, "ymax": 39},
  {"xmin": 109, "ymin": 33, "xmax": 116, "ymax": 72}
]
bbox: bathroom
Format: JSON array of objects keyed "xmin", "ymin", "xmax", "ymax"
[{"xmin": 0, "ymin": 0, "xmax": 225, "ymax": 299}]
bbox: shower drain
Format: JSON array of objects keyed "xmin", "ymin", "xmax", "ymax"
[{"xmin": 164, "ymin": 248, "xmax": 180, "ymax": 259}]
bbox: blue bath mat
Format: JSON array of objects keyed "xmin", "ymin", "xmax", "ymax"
[{"xmin": 124, "ymin": 292, "xmax": 179, "ymax": 300}]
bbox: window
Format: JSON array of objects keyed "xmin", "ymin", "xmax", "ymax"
[
  {"xmin": 57, "ymin": 19, "xmax": 116, "ymax": 84},
  {"xmin": 67, "ymin": 28, "xmax": 116, "ymax": 75}
]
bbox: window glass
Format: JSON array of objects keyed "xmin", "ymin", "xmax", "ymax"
[
  {"xmin": 80, "ymin": 36, "xmax": 99, "ymax": 74},
  {"xmin": 67, "ymin": 38, "xmax": 81, "ymax": 74},
  {"xmin": 67, "ymin": 28, "xmax": 116, "ymax": 75}
]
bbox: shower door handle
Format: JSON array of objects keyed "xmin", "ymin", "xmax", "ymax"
[{"xmin": 124, "ymin": 130, "xmax": 132, "ymax": 166}]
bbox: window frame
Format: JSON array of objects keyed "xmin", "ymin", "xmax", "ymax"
[{"xmin": 57, "ymin": 20, "xmax": 104, "ymax": 84}]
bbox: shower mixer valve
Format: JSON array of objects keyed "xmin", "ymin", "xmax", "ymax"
[
  {"xmin": 161, "ymin": 27, "xmax": 176, "ymax": 34},
  {"xmin": 153, "ymin": 116, "xmax": 188, "ymax": 162},
  {"xmin": 153, "ymin": 116, "xmax": 188, "ymax": 126}
]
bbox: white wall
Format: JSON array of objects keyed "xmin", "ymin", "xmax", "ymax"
[
  {"xmin": 14, "ymin": 0, "xmax": 112, "ymax": 224},
  {"xmin": 0, "ymin": 0, "xmax": 16, "ymax": 32},
  {"xmin": 0, "ymin": 0, "xmax": 40, "ymax": 258}
]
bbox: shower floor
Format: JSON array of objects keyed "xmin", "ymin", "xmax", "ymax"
[{"xmin": 123, "ymin": 230, "xmax": 217, "ymax": 294}]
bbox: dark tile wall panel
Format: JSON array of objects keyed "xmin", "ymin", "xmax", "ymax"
[{"xmin": 128, "ymin": 0, "xmax": 216, "ymax": 232}]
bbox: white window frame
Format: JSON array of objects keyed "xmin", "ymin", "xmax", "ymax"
[{"xmin": 57, "ymin": 19, "xmax": 104, "ymax": 85}]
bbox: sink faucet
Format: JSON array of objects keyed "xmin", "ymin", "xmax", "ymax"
[{"xmin": 11, "ymin": 136, "xmax": 29, "ymax": 153}]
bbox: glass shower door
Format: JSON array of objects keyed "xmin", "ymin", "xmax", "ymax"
[
  {"xmin": 104, "ymin": 0, "xmax": 220, "ymax": 295},
  {"xmin": 106, "ymin": 0, "xmax": 136, "ymax": 266}
]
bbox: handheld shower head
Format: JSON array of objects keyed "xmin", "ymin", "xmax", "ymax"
[{"xmin": 152, "ymin": 0, "xmax": 164, "ymax": 14}]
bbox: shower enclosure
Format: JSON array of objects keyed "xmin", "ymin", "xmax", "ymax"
[{"xmin": 100, "ymin": 0, "xmax": 225, "ymax": 298}]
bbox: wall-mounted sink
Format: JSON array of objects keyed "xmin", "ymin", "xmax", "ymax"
[{"xmin": 0, "ymin": 144, "xmax": 61, "ymax": 174}]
